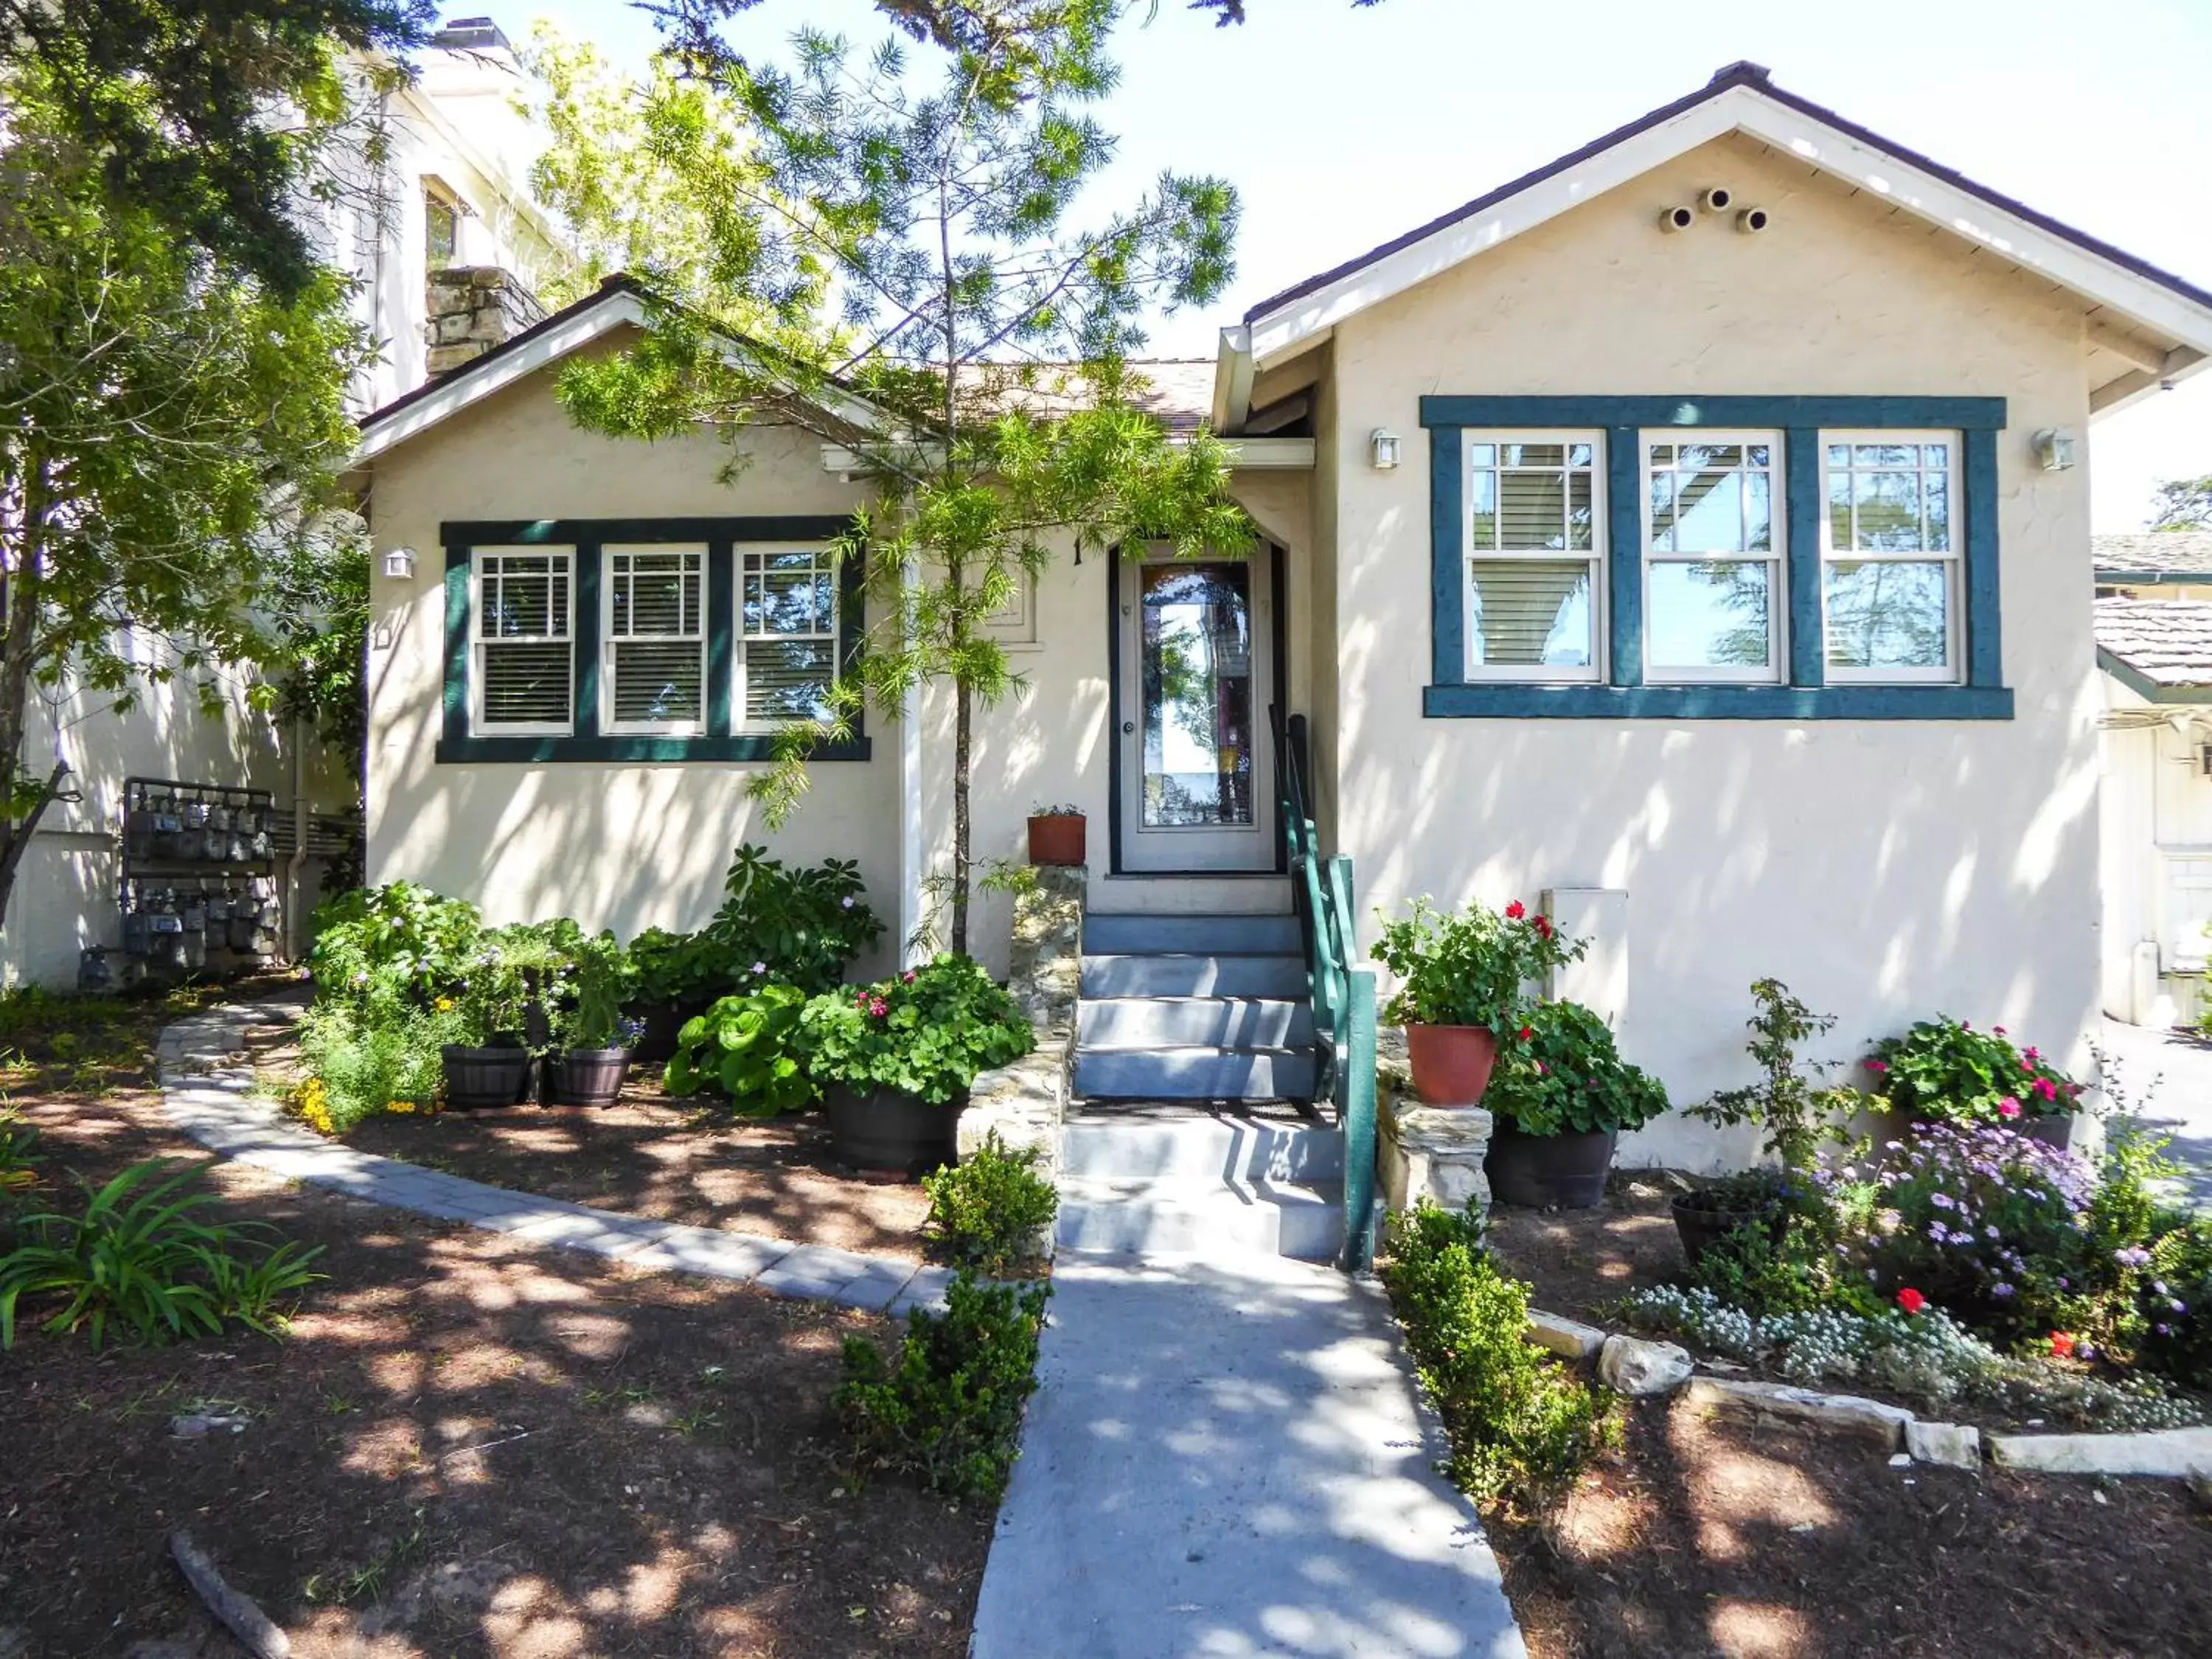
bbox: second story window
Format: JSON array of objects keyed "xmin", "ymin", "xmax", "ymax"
[
  {"xmin": 425, "ymin": 184, "xmax": 460, "ymax": 275},
  {"xmin": 1644, "ymin": 435, "xmax": 1784, "ymax": 683}
]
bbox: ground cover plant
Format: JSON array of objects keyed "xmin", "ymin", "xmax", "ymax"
[{"xmin": 664, "ymin": 980, "xmax": 815, "ymax": 1113}]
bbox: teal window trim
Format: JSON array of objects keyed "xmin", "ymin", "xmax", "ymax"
[
  {"xmin": 1419, "ymin": 396, "xmax": 2011, "ymax": 721},
  {"xmin": 437, "ymin": 515, "xmax": 869, "ymax": 764}
]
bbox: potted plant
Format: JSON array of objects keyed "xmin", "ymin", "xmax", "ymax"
[
  {"xmin": 1374, "ymin": 897, "xmax": 1587, "ymax": 1104},
  {"xmin": 1676, "ymin": 978, "xmax": 1861, "ymax": 1267},
  {"xmin": 441, "ymin": 941, "xmax": 532, "ymax": 1111},
  {"xmin": 1480, "ymin": 998, "xmax": 1668, "ymax": 1208},
  {"xmin": 1867, "ymin": 1014, "xmax": 2086, "ymax": 1150},
  {"xmin": 544, "ymin": 926, "xmax": 639, "ymax": 1109},
  {"xmin": 799, "ymin": 956, "xmax": 1034, "ymax": 1175},
  {"xmin": 1026, "ymin": 802, "xmax": 1086, "ymax": 869}
]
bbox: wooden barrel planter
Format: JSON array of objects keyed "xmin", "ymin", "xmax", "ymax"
[
  {"xmin": 548, "ymin": 1048, "xmax": 629, "ymax": 1108},
  {"xmin": 824, "ymin": 1085, "xmax": 957, "ymax": 1178},
  {"xmin": 441, "ymin": 1043, "xmax": 532, "ymax": 1111}
]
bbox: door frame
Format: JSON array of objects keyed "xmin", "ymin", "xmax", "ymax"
[{"xmin": 1105, "ymin": 540, "xmax": 1288, "ymax": 877}]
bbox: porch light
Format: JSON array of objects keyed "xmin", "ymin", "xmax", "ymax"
[
  {"xmin": 1370, "ymin": 429, "xmax": 1402, "ymax": 470},
  {"xmin": 2031, "ymin": 428, "xmax": 2077, "ymax": 472},
  {"xmin": 381, "ymin": 546, "xmax": 418, "ymax": 580}
]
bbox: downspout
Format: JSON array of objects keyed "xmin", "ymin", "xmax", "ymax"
[
  {"xmin": 1211, "ymin": 325, "xmax": 1256, "ymax": 437},
  {"xmin": 899, "ymin": 554, "xmax": 923, "ymax": 968}
]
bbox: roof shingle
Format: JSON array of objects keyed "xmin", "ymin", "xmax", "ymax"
[
  {"xmin": 2096, "ymin": 596, "xmax": 2212, "ymax": 688},
  {"xmin": 2093, "ymin": 532, "xmax": 2212, "ymax": 582}
]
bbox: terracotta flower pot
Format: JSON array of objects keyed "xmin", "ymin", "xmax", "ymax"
[
  {"xmin": 1026, "ymin": 813, "xmax": 1087, "ymax": 868},
  {"xmin": 1404, "ymin": 1022, "xmax": 1499, "ymax": 1105}
]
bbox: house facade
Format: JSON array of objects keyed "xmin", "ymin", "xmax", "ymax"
[{"xmin": 352, "ymin": 63, "xmax": 2212, "ymax": 1168}]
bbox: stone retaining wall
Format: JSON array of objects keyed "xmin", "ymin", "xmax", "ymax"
[{"xmin": 956, "ymin": 866, "xmax": 1082, "ymax": 1185}]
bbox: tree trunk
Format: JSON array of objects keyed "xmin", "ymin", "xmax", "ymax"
[
  {"xmin": 0, "ymin": 452, "xmax": 52, "ymax": 936},
  {"xmin": 951, "ymin": 674, "xmax": 971, "ymax": 958}
]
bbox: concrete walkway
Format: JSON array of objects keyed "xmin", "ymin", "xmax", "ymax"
[
  {"xmin": 156, "ymin": 1002, "xmax": 949, "ymax": 1315},
  {"xmin": 970, "ymin": 1251, "xmax": 1528, "ymax": 1659},
  {"xmin": 2101, "ymin": 1017, "xmax": 2212, "ymax": 1210}
]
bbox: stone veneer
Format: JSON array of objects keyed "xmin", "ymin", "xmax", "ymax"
[
  {"xmin": 956, "ymin": 865, "xmax": 1082, "ymax": 1192},
  {"xmin": 1375, "ymin": 1026, "xmax": 1495, "ymax": 1221},
  {"xmin": 425, "ymin": 265, "xmax": 547, "ymax": 377}
]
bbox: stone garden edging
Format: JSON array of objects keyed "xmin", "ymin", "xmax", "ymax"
[
  {"xmin": 156, "ymin": 1003, "xmax": 953, "ymax": 1318},
  {"xmin": 1520, "ymin": 1303, "xmax": 2211, "ymax": 1480}
]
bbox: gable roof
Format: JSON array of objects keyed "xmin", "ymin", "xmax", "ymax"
[
  {"xmin": 1231, "ymin": 62, "xmax": 2212, "ymax": 417},
  {"xmin": 2094, "ymin": 532, "xmax": 2212, "ymax": 585},
  {"xmin": 2096, "ymin": 596, "xmax": 2212, "ymax": 699}
]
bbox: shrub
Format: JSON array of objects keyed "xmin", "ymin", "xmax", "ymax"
[
  {"xmin": 1868, "ymin": 1014, "xmax": 2082, "ymax": 1127},
  {"xmin": 664, "ymin": 983, "xmax": 815, "ymax": 1115},
  {"xmin": 800, "ymin": 956, "xmax": 1032, "ymax": 1105},
  {"xmin": 295, "ymin": 998, "xmax": 467, "ymax": 1133},
  {"xmin": 706, "ymin": 843, "xmax": 883, "ymax": 996},
  {"xmin": 0, "ymin": 1161, "xmax": 325, "ymax": 1349},
  {"xmin": 923, "ymin": 1133, "xmax": 1058, "ymax": 1275},
  {"xmin": 308, "ymin": 883, "xmax": 484, "ymax": 1012},
  {"xmin": 1693, "ymin": 1172, "xmax": 1881, "ymax": 1319},
  {"xmin": 477, "ymin": 917, "xmax": 633, "ymax": 1050},
  {"xmin": 835, "ymin": 1270, "xmax": 1048, "ymax": 1501},
  {"xmin": 2138, "ymin": 1217, "xmax": 2212, "ymax": 1390},
  {"xmin": 1374, "ymin": 895, "xmax": 1587, "ymax": 1032},
  {"xmin": 1381, "ymin": 1201, "xmax": 1618, "ymax": 1515},
  {"xmin": 1482, "ymin": 998, "xmax": 1667, "ymax": 1136},
  {"xmin": 1690, "ymin": 978, "xmax": 1860, "ymax": 1174}
]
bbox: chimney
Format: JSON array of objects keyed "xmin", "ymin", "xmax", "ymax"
[{"xmin": 424, "ymin": 266, "xmax": 546, "ymax": 377}]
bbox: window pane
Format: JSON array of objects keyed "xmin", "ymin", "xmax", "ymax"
[
  {"xmin": 481, "ymin": 641, "xmax": 570, "ymax": 726},
  {"xmin": 1859, "ymin": 472, "xmax": 1922, "ymax": 550},
  {"xmin": 1502, "ymin": 443, "xmax": 1565, "ymax": 467},
  {"xmin": 1828, "ymin": 471, "xmax": 1853, "ymax": 550},
  {"xmin": 742, "ymin": 550, "xmax": 833, "ymax": 638},
  {"xmin": 611, "ymin": 639, "xmax": 703, "ymax": 725},
  {"xmin": 1498, "ymin": 468, "xmax": 1565, "ymax": 549},
  {"xmin": 627, "ymin": 563, "xmax": 692, "ymax": 634},
  {"xmin": 1824, "ymin": 560, "xmax": 1950, "ymax": 671},
  {"xmin": 1648, "ymin": 560, "xmax": 1772, "ymax": 669},
  {"xmin": 1468, "ymin": 468, "xmax": 1498, "ymax": 551},
  {"xmin": 1469, "ymin": 560, "xmax": 1593, "ymax": 669},
  {"xmin": 1923, "ymin": 473, "xmax": 1951, "ymax": 552},
  {"xmin": 1467, "ymin": 443, "xmax": 1496, "ymax": 466},
  {"xmin": 1567, "ymin": 470, "xmax": 1593, "ymax": 551},
  {"xmin": 744, "ymin": 639, "xmax": 835, "ymax": 723},
  {"xmin": 484, "ymin": 559, "xmax": 566, "ymax": 639}
]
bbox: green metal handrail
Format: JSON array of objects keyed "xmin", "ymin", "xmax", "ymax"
[{"xmin": 1274, "ymin": 709, "xmax": 1379, "ymax": 1271}]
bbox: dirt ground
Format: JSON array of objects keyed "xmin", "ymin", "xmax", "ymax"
[
  {"xmin": 1484, "ymin": 1171, "xmax": 1688, "ymax": 1326},
  {"xmin": 1494, "ymin": 1399, "xmax": 2212, "ymax": 1659},
  {"xmin": 342, "ymin": 1094, "xmax": 932, "ymax": 1262},
  {"xmin": 0, "ymin": 1001, "xmax": 989, "ymax": 1658}
]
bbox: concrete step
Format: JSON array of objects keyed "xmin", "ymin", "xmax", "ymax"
[
  {"xmin": 1085, "ymin": 872, "xmax": 1293, "ymax": 916},
  {"xmin": 1081, "ymin": 953, "xmax": 1308, "ymax": 999},
  {"xmin": 1056, "ymin": 1175, "xmax": 1345, "ymax": 1261},
  {"xmin": 1060, "ymin": 1113, "xmax": 1344, "ymax": 1182},
  {"xmin": 1083, "ymin": 913, "xmax": 1304, "ymax": 956},
  {"xmin": 1077, "ymin": 995, "xmax": 1314, "ymax": 1049},
  {"xmin": 1074, "ymin": 1046, "xmax": 1317, "ymax": 1101}
]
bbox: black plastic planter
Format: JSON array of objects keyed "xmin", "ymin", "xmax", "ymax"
[
  {"xmin": 549, "ymin": 1047, "xmax": 629, "ymax": 1108},
  {"xmin": 442, "ymin": 1043, "xmax": 532, "ymax": 1112},
  {"xmin": 1482, "ymin": 1119, "xmax": 1617, "ymax": 1209},
  {"xmin": 824, "ymin": 1084, "xmax": 957, "ymax": 1177},
  {"xmin": 1669, "ymin": 1194, "xmax": 1788, "ymax": 1271}
]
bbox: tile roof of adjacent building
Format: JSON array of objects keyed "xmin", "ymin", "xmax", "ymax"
[
  {"xmin": 2096, "ymin": 596, "xmax": 2212, "ymax": 690},
  {"xmin": 2093, "ymin": 532, "xmax": 2212, "ymax": 582}
]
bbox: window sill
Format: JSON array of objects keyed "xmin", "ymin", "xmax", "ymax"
[
  {"xmin": 1421, "ymin": 684, "xmax": 2014, "ymax": 720},
  {"xmin": 436, "ymin": 734, "xmax": 872, "ymax": 763}
]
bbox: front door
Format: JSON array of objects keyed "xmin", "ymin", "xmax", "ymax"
[{"xmin": 1116, "ymin": 549, "xmax": 1276, "ymax": 872}]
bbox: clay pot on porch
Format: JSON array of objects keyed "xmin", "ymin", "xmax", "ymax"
[
  {"xmin": 1026, "ymin": 812, "xmax": 1087, "ymax": 869},
  {"xmin": 548, "ymin": 1047, "xmax": 629, "ymax": 1109},
  {"xmin": 441, "ymin": 1041, "xmax": 532, "ymax": 1112},
  {"xmin": 824, "ymin": 1084, "xmax": 958, "ymax": 1178},
  {"xmin": 1482, "ymin": 1117, "xmax": 1617, "ymax": 1209},
  {"xmin": 1404, "ymin": 1023, "xmax": 1500, "ymax": 1106}
]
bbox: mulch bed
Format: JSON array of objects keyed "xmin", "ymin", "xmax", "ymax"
[
  {"xmin": 1484, "ymin": 1171, "xmax": 1688, "ymax": 1327},
  {"xmin": 1, "ymin": 1001, "xmax": 990, "ymax": 1658},
  {"xmin": 1493, "ymin": 1399, "xmax": 2212, "ymax": 1659},
  {"xmin": 342, "ymin": 1093, "xmax": 933, "ymax": 1262}
]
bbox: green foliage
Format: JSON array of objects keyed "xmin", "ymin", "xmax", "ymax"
[
  {"xmin": 835, "ymin": 1270, "xmax": 1049, "ymax": 1501},
  {"xmin": 1373, "ymin": 896, "xmax": 1587, "ymax": 1033},
  {"xmin": 628, "ymin": 845, "xmax": 885, "ymax": 1006},
  {"xmin": 665, "ymin": 983, "xmax": 815, "ymax": 1115},
  {"xmin": 1692, "ymin": 1175, "xmax": 1881, "ymax": 1320},
  {"xmin": 1869, "ymin": 1015, "xmax": 2080, "ymax": 1126},
  {"xmin": 1690, "ymin": 979, "xmax": 1861, "ymax": 1174},
  {"xmin": 481, "ymin": 918, "xmax": 635, "ymax": 1051},
  {"xmin": 1481, "ymin": 998, "xmax": 1667, "ymax": 1137},
  {"xmin": 799, "ymin": 956, "xmax": 1033, "ymax": 1105},
  {"xmin": 1381, "ymin": 1202, "xmax": 1618, "ymax": 1516},
  {"xmin": 271, "ymin": 527, "xmax": 369, "ymax": 846},
  {"xmin": 0, "ymin": 1160, "xmax": 324, "ymax": 1349},
  {"xmin": 310, "ymin": 883, "xmax": 484, "ymax": 1009},
  {"xmin": 2149, "ymin": 473, "xmax": 2212, "ymax": 532},
  {"xmin": 0, "ymin": 987, "xmax": 148, "ymax": 1094},
  {"xmin": 2138, "ymin": 1217, "xmax": 2212, "ymax": 1390},
  {"xmin": 0, "ymin": 1105, "xmax": 39, "ymax": 1195},
  {"xmin": 295, "ymin": 1000, "xmax": 467, "ymax": 1131},
  {"xmin": 922, "ymin": 1133, "xmax": 1058, "ymax": 1275}
]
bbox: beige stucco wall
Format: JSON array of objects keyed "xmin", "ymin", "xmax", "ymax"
[
  {"xmin": 2098, "ymin": 676, "xmax": 2212, "ymax": 1024},
  {"xmin": 361, "ymin": 348, "xmax": 899, "ymax": 973},
  {"xmin": 1317, "ymin": 132, "xmax": 2105, "ymax": 1169}
]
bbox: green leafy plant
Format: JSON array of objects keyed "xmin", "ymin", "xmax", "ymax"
[
  {"xmin": 799, "ymin": 956, "xmax": 1032, "ymax": 1105},
  {"xmin": 0, "ymin": 1160, "xmax": 325, "ymax": 1349},
  {"xmin": 1692, "ymin": 1174, "xmax": 1880, "ymax": 1319},
  {"xmin": 627, "ymin": 925, "xmax": 734, "ymax": 1007},
  {"xmin": 480, "ymin": 918, "xmax": 634, "ymax": 1051},
  {"xmin": 664, "ymin": 983, "xmax": 815, "ymax": 1115},
  {"xmin": 1481, "ymin": 999, "xmax": 1667, "ymax": 1137},
  {"xmin": 1691, "ymin": 979, "xmax": 1862, "ymax": 1175},
  {"xmin": 1380, "ymin": 1201, "xmax": 1618, "ymax": 1516},
  {"xmin": 0, "ymin": 1105, "xmax": 41, "ymax": 1194},
  {"xmin": 293, "ymin": 1002, "xmax": 465, "ymax": 1132},
  {"xmin": 1868, "ymin": 1014, "xmax": 2081, "ymax": 1126},
  {"xmin": 627, "ymin": 846, "xmax": 886, "ymax": 1007},
  {"xmin": 922, "ymin": 1133, "xmax": 1058, "ymax": 1275},
  {"xmin": 1373, "ymin": 896, "xmax": 1587, "ymax": 1032},
  {"xmin": 835, "ymin": 1270, "xmax": 1049, "ymax": 1501},
  {"xmin": 2138, "ymin": 1217, "xmax": 2212, "ymax": 1390}
]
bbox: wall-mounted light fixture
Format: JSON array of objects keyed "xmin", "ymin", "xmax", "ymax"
[
  {"xmin": 1370, "ymin": 428, "xmax": 1402, "ymax": 470},
  {"xmin": 2031, "ymin": 428, "xmax": 2078, "ymax": 472},
  {"xmin": 381, "ymin": 546, "xmax": 419, "ymax": 580}
]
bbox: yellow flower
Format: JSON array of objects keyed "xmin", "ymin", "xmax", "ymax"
[{"xmin": 434, "ymin": 997, "xmax": 456, "ymax": 1013}]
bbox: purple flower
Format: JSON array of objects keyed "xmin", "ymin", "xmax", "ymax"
[
  {"xmin": 2115, "ymin": 1246, "xmax": 2152, "ymax": 1268},
  {"xmin": 1984, "ymin": 1226, "xmax": 2002, "ymax": 1242},
  {"xmin": 1928, "ymin": 1223, "xmax": 1950, "ymax": 1244},
  {"xmin": 751, "ymin": 961, "xmax": 768, "ymax": 975},
  {"xmin": 2155, "ymin": 1324, "xmax": 2173, "ymax": 1337},
  {"xmin": 841, "ymin": 896, "xmax": 855, "ymax": 909},
  {"xmin": 2153, "ymin": 1280, "xmax": 2170, "ymax": 1296},
  {"xmin": 1992, "ymin": 1283, "xmax": 2014, "ymax": 1298},
  {"xmin": 1930, "ymin": 1193, "xmax": 1955, "ymax": 1211},
  {"xmin": 2171, "ymin": 1298, "xmax": 2187, "ymax": 1313}
]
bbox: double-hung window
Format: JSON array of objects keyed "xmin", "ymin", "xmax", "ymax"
[
  {"xmin": 1821, "ymin": 434, "xmax": 1960, "ymax": 683},
  {"xmin": 472, "ymin": 549, "xmax": 573, "ymax": 734},
  {"xmin": 1463, "ymin": 434, "xmax": 1603, "ymax": 680},
  {"xmin": 603, "ymin": 546, "xmax": 706, "ymax": 733},
  {"xmin": 740, "ymin": 547, "xmax": 839, "ymax": 726},
  {"xmin": 1644, "ymin": 434, "xmax": 1782, "ymax": 682}
]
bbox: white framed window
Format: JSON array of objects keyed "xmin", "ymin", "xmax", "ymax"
[
  {"xmin": 1643, "ymin": 433, "xmax": 1784, "ymax": 683},
  {"xmin": 738, "ymin": 546, "xmax": 840, "ymax": 728},
  {"xmin": 1820, "ymin": 432, "xmax": 1961, "ymax": 684},
  {"xmin": 1462, "ymin": 432, "xmax": 1604, "ymax": 681},
  {"xmin": 2160, "ymin": 850, "xmax": 2212, "ymax": 973},
  {"xmin": 471, "ymin": 548, "xmax": 573, "ymax": 734},
  {"xmin": 602, "ymin": 545, "xmax": 706, "ymax": 734}
]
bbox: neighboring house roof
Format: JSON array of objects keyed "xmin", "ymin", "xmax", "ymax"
[
  {"xmin": 2096, "ymin": 597, "xmax": 2212, "ymax": 699},
  {"xmin": 1227, "ymin": 61, "xmax": 2212, "ymax": 420},
  {"xmin": 2094, "ymin": 532, "xmax": 2212, "ymax": 585}
]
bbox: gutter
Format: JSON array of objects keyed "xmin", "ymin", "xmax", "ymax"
[
  {"xmin": 1210, "ymin": 326, "xmax": 1255, "ymax": 436},
  {"xmin": 818, "ymin": 434, "xmax": 1314, "ymax": 476}
]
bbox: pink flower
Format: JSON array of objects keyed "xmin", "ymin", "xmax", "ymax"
[
  {"xmin": 1993, "ymin": 1026, "xmax": 2007, "ymax": 1037},
  {"xmin": 1998, "ymin": 1096, "xmax": 2022, "ymax": 1119},
  {"xmin": 901, "ymin": 970, "xmax": 917, "ymax": 984},
  {"xmin": 868, "ymin": 997, "xmax": 888, "ymax": 1018},
  {"xmin": 1534, "ymin": 1061, "xmax": 1548, "ymax": 1077},
  {"xmin": 2034, "ymin": 1077, "xmax": 2057, "ymax": 1102},
  {"xmin": 2022, "ymin": 1045, "xmax": 2039, "ymax": 1063},
  {"xmin": 1865, "ymin": 1059, "xmax": 1889, "ymax": 1074}
]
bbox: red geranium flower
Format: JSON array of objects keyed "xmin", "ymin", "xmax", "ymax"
[
  {"xmin": 1865, "ymin": 1058, "xmax": 1889, "ymax": 1074},
  {"xmin": 1896, "ymin": 1287, "xmax": 1927, "ymax": 1315},
  {"xmin": 1532, "ymin": 914, "xmax": 1553, "ymax": 939},
  {"xmin": 1504, "ymin": 900, "xmax": 1526, "ymax": 919},
  {"xmin": 1516, "ymin": 1024, "xmax": 1534, "ymax": 1043},
  {"xmin": 2050, "ymin": 1332, "xmax": 2076, "ymax": 1360}
]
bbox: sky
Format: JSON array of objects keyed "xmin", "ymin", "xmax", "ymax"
[{"xmin": 503, "ymin": 0, "xmax": 2212, "ymax": 532}]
